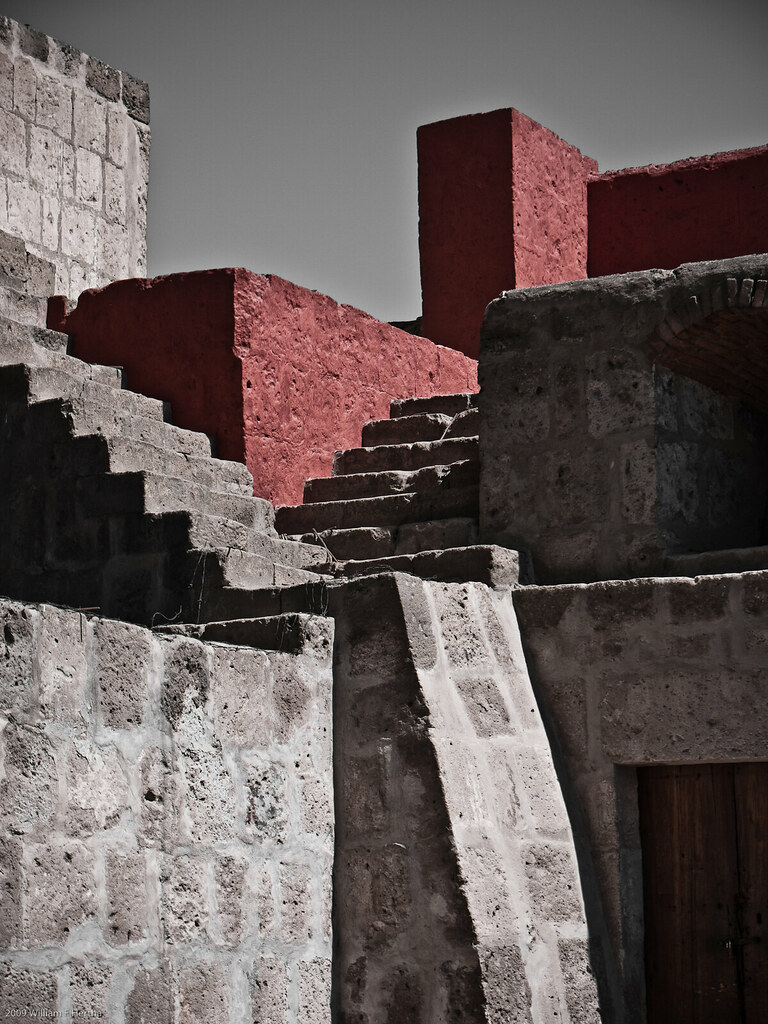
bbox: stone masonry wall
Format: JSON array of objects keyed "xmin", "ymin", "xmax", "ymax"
[
  {"xmin": 513, "ymin": 570, "xmax": 768, "ymax": 1021},
  {"xmin": 330, "ymin": 573, "xmax": 600, "ymax": 1023},
  {"xmin": 0, "ymin": 16, "xmax": 148, "ymax": 300},
  {"xmin": 0, "ymin": 600, "xmax": 333, "ymax": 1023},
  {"xmin": 479, "ymin": 254, "xmax": 768, "ymax": 583}
]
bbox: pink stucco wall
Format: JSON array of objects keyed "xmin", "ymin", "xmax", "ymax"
[{"xmin": 54, "ymin": 269, "xmax": 477, "ymax": 506}]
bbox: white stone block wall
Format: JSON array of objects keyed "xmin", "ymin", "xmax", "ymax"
[
  {"xmin": 0, "ymin": 17, "xmax": 148, "ymax": 300},
  {"xmin": 0, "ymin": 600, "xmax": 333, "ymax": 1023}
]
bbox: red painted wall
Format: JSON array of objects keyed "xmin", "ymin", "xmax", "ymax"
[
  {"xmin": 588, "ymin": 145, "xmax": 768, "ymax": 277},
  {"xmin": 56, "ymin": 270, "xmax": 477, "ymax": 506},
  {"xmin": 417, "ymin": 108, "xmax": 596, "ymax": 357}
]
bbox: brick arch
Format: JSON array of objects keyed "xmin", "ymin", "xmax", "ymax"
[{"xmin": 647, "ymin": 275, "xmax": 768, "ymax": 411}]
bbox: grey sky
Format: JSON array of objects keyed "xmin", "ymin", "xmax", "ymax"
[{"xmin": 5, "ymin": 0, "xmax": 768, "ymax": 321}]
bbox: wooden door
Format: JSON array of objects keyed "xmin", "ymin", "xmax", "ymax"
[{"xmin": 638, "ymin": 763, "xmax": 768, "ymax": 1024}]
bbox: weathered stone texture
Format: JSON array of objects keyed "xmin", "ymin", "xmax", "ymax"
[
  {"xmin": 0, "ymin": 16, "xmax": 148, "ymax": 301},
  {"xmin": 0, "ymin": 599, "xmax": 333, "ymax": 1023},
  {"xmin": 480, "ymin": 255, "xmax": 768, "ymax": 583},
  {"xmin": 514, "ymin": 569, "xmax": 768, "ymax": 1018},
  {"xmin": 331, "ymin": 572, "xmax": 597, "ymax": 1022}
]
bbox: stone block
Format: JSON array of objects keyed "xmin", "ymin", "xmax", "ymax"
[
  {"xmin": 434, "ymin": 584, "xmax": 491, "ymax": 668},
  {"xmin": 455, "ymin": 674, "xmax": 513, "ymax": 737},
  {"xmin": 523, "ymin": 842, "xmax": 584, "ymax": 922},
  {"xmin": 584, "ymin": 579, "xmax": 656, "ymax": 631},
  {"xmin": 160, "ymin": 854, "xmax": 210, "ymax": 944},
  {"xmin": 107, "ymin": 108, "xmax": 127, "ymax": 167},
  {"xmin": 620, "ymin": 439, "xmax": 656, "ymax": 524},
  {"xmin": 210, "ymin": 646, "xmax": 271, "ymax": 748},
  {"xmin": 125, "ymin": 963, "xmax": 173, "ymax": 1024},
  {"xmin": 0, "ymin": 834, "xmax": 23, "ymax": 947},
  {"xmin": 51, "ymin": 42, "xmax": 83, "ymax": 79},
  {"xmin": 278, "ymin": 861, "xmax": 313, "ymax": 944},
  {"xmin": 94, "ymin": 617, "xmax": 151, "ymax": 729},
  {"xmin": 514, "ymin": 746, "xmax": 571, "ymax": 835},
  {"xmin": 86, "ymin": 57, "xmax": 120, "ymax": 102},
  {"xmin": 61, "ymin": 202, "xmax": 95, "ymax": 260},
  {"xmin": 383, "ymin": 964, "xmax": 423, "ymax": 1019},
  {"xmin": 139, "ymin": 747, "xmax": 178, "ymax": 849},
  {"xmin": 25, "ymin": 840, "xmax": 97, "ymax": 943},
  {"xmin": 41, "ymin": 194, "xmax": 59, "ymax": 250},
  {"xmin": 38, "ymin": 604, "xmax": 88, "ymax": 726},
  {"xmin": 7, "ymin": 180, "xmax": 41, "ymax": 243},
  {"xmin": 0, "ymin": 109, "xmax": 26, "ymax": 175},
  {"xmin": 35, "ymin": 74, "xmax": 72, "ymax": 138},
  {"xmin": 298, "ymin": 769, "xmax": 333, "ymax": 838},
  {"xmin": 558, "ymin": 938, "xmax": 601, "ymax": 1024},
  {"xmin": 178, "ymin": 964, "xmax": 228, "ymax": 1024},
  {"xmin": 0, "ymin": 965, "xmax": 57, "ymax": 1017},
  {"xmin": 585, "ymin": 348, "xmax": 653, "ymax": 438},
  {"xmin": 98, "ymin": 219, "xmax": 129, "ymax": 277},
  {"xmin": 1, "ymin": 721, "xmax": 57, "ymax": 833},
  {"xmin": 271, "ymin": 653, "xmax": 313, "ymax": 741},
  {"xmin": 122, "ymin": 73, "xmax": 150, "ymax": 124},
  {"xmin": 667, "ymin": 575, "xmax": 731, "ymax": 622},
  {"xmin": 341, "ymin": 845, "xmax": 410, "ymax": 949},
  {"xmin": 396, "ymin": 574, "xmax": 438, "ymax": 669},
  {"xmin": 104, "ymin": 161, "xmax": 126, "ymax": 221},
  {"xmin": 73, "ymin": 91, "xmax": 107, "ymax": 153},
  {"xmin": 0, "ymin": 603, "xmax": 36, "ymax": 716},
  {"xmin": 216, "ymin": 853, "xmax": 247, "ymax": 947},
  {"xmin": 70, "ymin": 959, "xmax": 111, "ymax": 1021},
  {"xmin": 250, "ymin": 959, "xmax": 287, "ymax": 1024},
  {"xmin": 13, "ymin": 59, "xmax": 36, "ymax": 119},
  {"xmin": 65, "ymin": 738, "xmax": 131, "ymax": 835},
  {"xmin": 75, "ymin": 147, "xmax": 102, "ymax": 208},
  {"xmin": 298, "ymin": 959, "xmax": 331, "ymax": 1024},
  {"xmin": 0, "ymin": 50, "xmax": 13, "ymax": 109},
  {"xmin": 250, "ymin": 861, "xmax": 277, "ymax": 937},
  {"xmin": 105, "ymin": 850, "xmax": 147, "ymax": 945},
  {"xmin": 160, "ymin": 636, "xmax": 209, "ymax": 728},
  {"xmin": 477, "ymin": 946, "xmax": 533, "ymax": 1024},
  {"xmin": 17, "ymin": 24, "xmax": 49, "ymax": 62},
  {"xmin": 341, "ymin": 751, "xmax": 389, "ymax": 841}
]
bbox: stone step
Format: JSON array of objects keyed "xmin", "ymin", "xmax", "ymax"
[
  {"xmin": 0, "ymin": 362, "xmax": 165, "ymax": 421},
  {"xmin": 0, "ymin": 314, "xmax": 69, "ymax": 358},
  {"xmin": 276, "ymin": 485, "xmax": 478, "ymax": 535},
  {"xmin": 304, "ymin": 459, "xmax": 478, "ymax": 503},
  {"xmin": 321, "ymin": 544, "xmax": 531, "ymax": 589},
  {"xmin": 333, "ymin": 436, "xmax": 478, "ymax": 476},
  {"xmin": 61, "ymin": 396, "xmax": 212, "ymax": 458},
  {"xmin": 290, "ymin": 517, "xmax": 480, "ymax": 560},
  {"xmin": 361, "ymin": 411, "xmax": 453, "ymax": 447},
  {"xmin": 78, "ymin": 471, "xmax": 276, "ymax": 533},
  {"xmin": 443, "ymin": 406, "xmax": 480, "ymax": 438},
  {"xmin": 389, "ymin": 392, "xmax": 477, "ymax": 419},
  {"xmin": 71, "ymin": 433, "xmax": 253, "ymax": 496},
  {"xmin": 210, "ymin": 548, "xmax": 322, "ymax": 590},
  {"xmin": 0, "ymin": 281, "xmax": 47, "ymax": 327}
]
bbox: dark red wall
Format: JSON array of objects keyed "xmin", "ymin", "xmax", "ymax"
[
  {"xmin": 417, "ymin": 108, "xmax": 596, "ymax": 357},
  {"xmin": 588, "ymin": 146, "xmax": 768, "ymax": 278},
  {"xmin": 57, "ymin": 270, "xmax": 477, "ymax": 506}
]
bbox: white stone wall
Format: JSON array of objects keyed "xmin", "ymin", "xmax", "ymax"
[
  {"xmin": 0, "ymin": 17, "xmax": 148, "ymax": 300},
  {"xmin": 0, "ymin": 601, "xmax": 333, "ymax": 1023}
]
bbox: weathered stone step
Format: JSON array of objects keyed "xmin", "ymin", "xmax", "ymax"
[
  {"xmin": 333, "ymin": 436, "xmax": 478, "ymax": 476},
  {"xmin": 0, "ymin": 362, "xmax": 163, "ymax": 420},
  {"xmin": 0, "ymin": 282, "xmax": 46, "ymax": 327},
  {"xmin": 208, "ymin": 547, "xmax": 321, "ymax": 590},
  {"xmin": 304, "ymin": 459, "xmax": 478, "ymax": 503},
  {"xmin": 443, "ymin": 406, "xmax": 480, "ymax": 438},
  {"xmin": 0, "ymin": 314, "xmax": 69, "ymax": 361},
  {"xmin": 389, "ymin": 392, "xmax": 477, "ymax": 419},
  {"xmin": 289, "ymin": 517, "xmax": 479, "ymax": 560},
  {"xmin": 78, "ymin": 471, "xmax": 276, "ymax": 533},
  {"xmin": 320, "ymin": 544, "xmax": 531, "ymax": 589},
  {"xmin": 361, "ymin": 411, "xmax": 453, "ymax": 447},
  {"xmin": 276, "ymin": 485, "xmax": 478, "ymax": 535},
  {"xmin": 66, "ymin": 432, "xmax": 252, "ymax": 497},
  {"xmin": 62, "ymin": 396, "xmax": 212, "ymax": 457}
]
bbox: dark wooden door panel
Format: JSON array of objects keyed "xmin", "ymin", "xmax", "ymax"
[{"xmin": 638, "ymin": 762, "xmax": 768, "ymax": 1024}]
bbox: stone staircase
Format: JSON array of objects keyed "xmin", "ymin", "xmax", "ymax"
[{"xmin": 0, "ymin": 304, "xmax": 326, "ymax": 625}]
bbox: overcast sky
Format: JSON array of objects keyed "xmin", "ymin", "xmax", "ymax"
[{"xmin": 5, "ymin": 0, "xmax": 768, "ymax": 321}]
